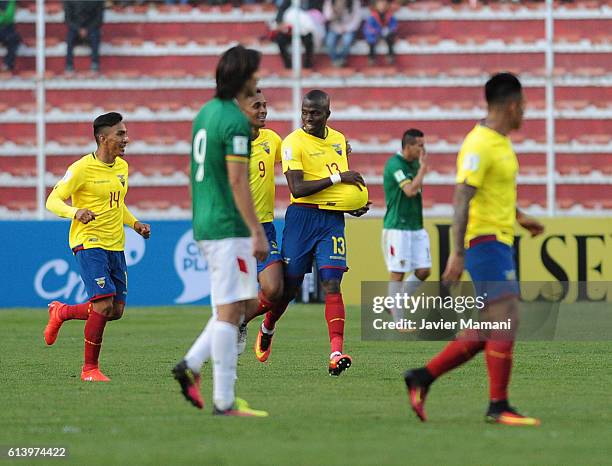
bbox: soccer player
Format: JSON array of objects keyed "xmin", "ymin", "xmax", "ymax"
[
  {"xmin": 172, "ymin": 45, "xmax": 269, "ymax": 417},
  {"xmin": 382, "ymin": 129, "xmax": 431, "ymax": 323},
  {"xmin": 258, "ymin": 89, "xmax": 370, "ymax": 374},
  {"xmin": 403, "ymin": 73, "xmax": 545, "ymax": 426},
  {"xmin": 44, "ymin": 112, "xmax": 151, "ymax": 382},
  {"xmin": 237, "ymin": 89, "xmax": 285, "ymax": 362}
]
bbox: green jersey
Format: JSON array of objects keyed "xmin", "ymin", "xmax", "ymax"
[
  {"xmin": 191, "ymin": 98, "xmax": 251, "ymax": 240},
  {"xmin": 383, "ymin": 153, "xmax": 423, "ymax": 230}
]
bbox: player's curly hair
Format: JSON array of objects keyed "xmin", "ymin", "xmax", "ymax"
[{"xmin": 215, "ymin": 45, "xmax": 261, "ymax": 100}]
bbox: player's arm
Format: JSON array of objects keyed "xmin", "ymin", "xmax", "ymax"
[
  {"xmin": 516, "ymin": 208, "xmax": 544, "ymax": 237},
  {"xmin": 46, "ymin": 165, "xmax": 96, "ymax": 224},
  {"xmin": 123, "ymin": 205, "xmax": 150, "ymax": 239},
  {"xmin": 285, "ymin": 170, "xmax": 366, "ymax": 198},
  {"xmin": 442, "ymin": 183, "xmax": 476, "ymax": 281},
  {"xmin": 227, "ymin": 158, "xmax": 269, "ymax": 262},
  {"xmin": 401, "ymin": 153, "xmax": 428, "ymax": 198}
]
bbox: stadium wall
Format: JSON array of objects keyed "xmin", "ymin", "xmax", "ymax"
[{"xmin": 0, "ymin": 218, "xmax": 610, "ymax": 308}]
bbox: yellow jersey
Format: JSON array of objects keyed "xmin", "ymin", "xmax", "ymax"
[
  {"xmin": 46, "ymin": 152, "xmax": 138, "ymax": 251},
  {"xmin": 281, "ymin": 126, "xmax": 368, "ymax": 211},
  {"xmin": 456, "ymin": 124, "xmax": 518, "ymax": 247},
  {"xmin": 249, "ymin": 128, "xmax": 282, "ymax": 223}
]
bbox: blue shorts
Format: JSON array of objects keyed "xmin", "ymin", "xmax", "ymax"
[
  {"xmin": 281, "ymin": 204, "xmax": 347, "ymax": 278},
  {"xmin": 74, "ymin": 247, "xmax": 128, "ymax": 303},
  {"xmin": 465, "ymin": 238, "xmax": 519, "ymax": 303},
  {"xmin": 257, "ymin": 222, "xmax": 282, "ymax": 275}
]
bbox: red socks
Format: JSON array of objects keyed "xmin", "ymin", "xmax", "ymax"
[
  {"xmin": 263, "ymin": 300, "xmax": 289, "ymax": 332},
  {"xmin": 325, "ymin": 293, "xmax": 345, "ymax": 354},
  {"xmin": 425, "ymin": 329, "xmax": 485, "ymax": 378},
  {"xmin": 60, "ymin": 302, "xmax": 91, "ymax": 321},
  {"xmin": 485, "ymin": 339, "xmax": 514, "ymax": 401},
  {"xmin": 83, "ymin": 310, "xmax": 108, "ymax": 371},
  {"xmin": 254, "ymin": 291, "xmax": 275, "ymax": 320}
]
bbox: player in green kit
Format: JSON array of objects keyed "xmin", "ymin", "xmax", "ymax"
[
  {"xmin": 172, "ymin": 45, "xmax": 269, "ymax": 417},
  {"xmin": 382, "ymin": 129, "xmax": 430, "ymax": 323}
]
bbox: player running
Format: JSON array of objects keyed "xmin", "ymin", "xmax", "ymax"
[
  {"xmin": 172, "ymin": 45, "xmax": 269, "ymax": 417},
  {"xmin": 382, "ymin": 128, "xmax": 431, "ymax": 323},
  {"xmin": 256, "ymin": 89, "xmax": 370, "ymax": 375},
  {"xmin": 237, "ymin": 88, "xmax": 285, "ymax": 361},
  {"xmin": 44, "ymin": 112, "xmax": 151, "ymax": 382},
  {"xmin": 403, "ymin": 73, "xmax": 545, "ymax": 426}
]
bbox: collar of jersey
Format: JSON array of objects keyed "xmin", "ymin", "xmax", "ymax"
[
  {"xmin": 300, "ymin": 127, "xmax": 329, "ymax": 140},
  {"xmin": 92, "ymin": 152, "xmax": 116, "ymax": 168}
]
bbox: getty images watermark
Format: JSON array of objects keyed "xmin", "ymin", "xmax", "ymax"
[{"xmin": 361, "ymin": 281, "xmax": 612, "ymax": 341}]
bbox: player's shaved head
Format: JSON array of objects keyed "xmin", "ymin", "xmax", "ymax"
[
  {"xmin": 303, "ymin": 89, "xmax": 330, "ymax": 110},
  {"xmin": 93, "ymin": 112, "xmax": 123, "ymax": 144}
]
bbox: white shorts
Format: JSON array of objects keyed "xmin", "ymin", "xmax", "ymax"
[
  {"xmin": 198, "ymin": 237, "xmax": 258, "ymax": 306},
  {"xmin": 382, "ymin": 228, "xmax": 432, "ymax": 273}
]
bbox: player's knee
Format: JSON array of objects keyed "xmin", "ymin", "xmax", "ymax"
[
  {"xmin": 262, "ymin": 283, "xmax": 284, "ymax": 303},
  {"xmin": 321, "ymin": 279, "xmax": 341, "ymax": 295},
  {"xmin": 415, "ymin": 268, "xmax": 431, "ymax": 281},
  {"xmin": 109, "ymin": 309, "xmax": 124, "ymax": 321}
]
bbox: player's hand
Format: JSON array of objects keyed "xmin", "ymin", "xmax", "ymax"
[
  {"xmin": 442, "ymin": 252, "xmax": 464, "ymax": 283},
  {"xmin": 518, "ymin": 213, "xmax": 544, "ymax": 237},
  {"xmin": 75, "ymin": 208, "xmax": 96, "ymax": 224},
  {"xmin": 134, "ymin": 221, "xmax": 151, "ymax": 239},
  {"xmin": 419, "ymin": 152, "xmax": 429, "ymax": 173},
  {"xmin": 340, "ymin": 170, "xmax": 365, "ymax": 190},
  {"xmin": 348, "ymin": 200, "xmax": 372, "ymax": 217},
  {"xmin": 252, "ymin": 228, "xmax": 269, "ymax": 263}
]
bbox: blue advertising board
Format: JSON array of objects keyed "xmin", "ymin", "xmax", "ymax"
[{"xmin": 0, "ymin": 220, "xmax": 284, "ymax": 308}]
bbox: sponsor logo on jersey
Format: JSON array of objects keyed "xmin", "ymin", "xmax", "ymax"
[
  {"xmin": 95, "ymin": 276, "xmax": 106, "ymax": 288},
  {"xmin": 117, "ymin": 174, "xmax": 126, "ymax": 187},
  {"xmin": 262, "ymin": 141, "xmax": 270, "ymax": 154},
  {"xmin": 332, "ymin": 143, "xmax": 343, "ymax": 155},
  {"xmin": 283, "ymin": 147, "xmax": 292, "ymax": 161}
]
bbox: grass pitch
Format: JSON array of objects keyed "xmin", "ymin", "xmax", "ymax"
[{"xmin": 1, "ymin": 305, "xmax": 610, "ymax": 466}]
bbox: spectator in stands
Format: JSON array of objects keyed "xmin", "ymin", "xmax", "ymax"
[
  {"xmin": 272, "ymin": 1, "xmax": 318, "ymax": 69},
  {"xmin": 363, "ymin": 0, "xmax": 397, "ymax": 65},
  {"xmin": 323, "ymin": 0, "xmax": 362, "ymax": 67},
  {"xmin": 64, "ymin": 0, "xmax": 105, "ymax": 73},
  {"xmin": 0, "ymin": 0, "xmax": 20, "ymax": 73}
]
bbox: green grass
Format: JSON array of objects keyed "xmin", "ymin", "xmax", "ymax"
[{"xmin": 1, "ymin": 306, "xmax": 610, "ymax": 466}]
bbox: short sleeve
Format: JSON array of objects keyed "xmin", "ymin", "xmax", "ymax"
[
  {"xmin": 223, "ymin": 115, "xmax": 251, "ymax": 162},
  {"xmin": 386, "ymin": 158, "xmax": 411, "ymax": 189},
  {"xmin": 456, "ymin": 147, "xmax": 490, "ymax": 188},
  {"xmin": 53, "ymin": 162, "xmax": 85, "ymax": 199},
  {"xmin": 281, "ymin": 136, "xmax": 303, "ymax": 173},
  {"xmin": 272, "ymin": 131, "xmax": 282, "ymax": 163}
]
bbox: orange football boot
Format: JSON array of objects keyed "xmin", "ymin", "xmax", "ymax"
[
  {"xmin": 44, "ymin": 301, "xmax": 65, "ymax": 345},
  {"xmin": 80, "ymin": 367, "xmax": 111, "ymax": 382},
  {"xmin": 254, "ymin": 327, "xmax": 274, "ymax": 363}
]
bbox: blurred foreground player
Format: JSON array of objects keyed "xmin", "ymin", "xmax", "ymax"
[
  {"xmin": 238, "ymin": 89, "xmax": 285, "ymax": 362},
  {"xmin": 258, "ymin": 90, "xmax": 370, "ymax": 374},
  {"xmin": 403, "ymin": 73, "xmax": 544, "ymax": 426},
  {"xmin": 172, "ymin": 46, "xmax": 269, "ymax": 417},
  {"xmin": 44, "ymin": 112, "xmax": 151, "ymax": 382}
]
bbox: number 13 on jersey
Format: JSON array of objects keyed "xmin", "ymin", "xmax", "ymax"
[{"xmin": 193, "ymin": 129, "xmax": 207, "ymax": 182}]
